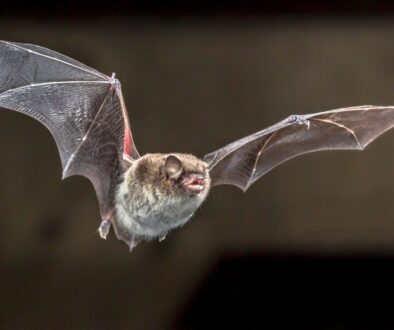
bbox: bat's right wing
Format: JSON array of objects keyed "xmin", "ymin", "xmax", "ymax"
[
  {"xmin": 203, "ymin": 106, "xmax": 394, "ymax": 191},
  {"xmin": 0, "ymin": 40, "xmax": 139, "ymax": 232}
]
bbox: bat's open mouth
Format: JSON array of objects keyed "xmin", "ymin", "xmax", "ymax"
[{"xmin": 182, "ymin": 173, "xmax": 205, "ymax": 192}]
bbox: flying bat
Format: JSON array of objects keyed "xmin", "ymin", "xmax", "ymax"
[{"xmin": 1, "ymin": 40, "xmax": 394, "ymax": 251}]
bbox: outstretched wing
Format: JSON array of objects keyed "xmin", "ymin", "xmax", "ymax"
[
  {"xmin": 203, "ymin": 106, "xmax": 394, "ymax": 191},
  {"xmin": 0, "ymin": 40, "xmax": 139, "ymax": 220}
]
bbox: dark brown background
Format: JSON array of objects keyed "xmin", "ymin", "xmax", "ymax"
[{"xmin": 2, "ymin": 2, "xmax": 394, "ymax": 329}]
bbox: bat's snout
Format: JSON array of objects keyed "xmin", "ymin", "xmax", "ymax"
[{"xmin": 182, "ymin": 173, "xmax": 205, "ymax": 192}]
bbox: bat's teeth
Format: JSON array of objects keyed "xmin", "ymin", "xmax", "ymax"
[
  {"xmin": 182, "ymin": 173, "xmax": 204, "ymax": 185},
  {"xmin": 186, "ymin": 184, "xmax": 204, "ymax": 192},
  {"xmin": 182, "ymin": 173, "xmax": 205, "ymax": 192}
]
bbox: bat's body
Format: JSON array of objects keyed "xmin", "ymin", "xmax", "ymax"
[
  {"xmin": 114, "ymin": 153, "xmax": 210, "ymax": 248},
  {"xmin": 1, "ymin": 40, "xmax": 394, "ymax": 251}
]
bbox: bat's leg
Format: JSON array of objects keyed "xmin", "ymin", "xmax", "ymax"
[
  {"xmin": 98, "ymin": 220, "xmax": 112, "ymax": 240},
  {"xmin": 111, "ymin": 220, "xmax": 141, "ymax": 251}
]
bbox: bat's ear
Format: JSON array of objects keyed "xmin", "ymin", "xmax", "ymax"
[{"xmin": 164, "ymin": 155, "xmax": 183, "ymax": 179}]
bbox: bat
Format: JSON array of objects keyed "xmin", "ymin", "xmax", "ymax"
[{"xmin": 1, "ymin": 40, "xmax": 394, "ymax": 251}]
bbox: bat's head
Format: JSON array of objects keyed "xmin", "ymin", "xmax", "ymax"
[
  {"xmin": 163, "ymin": 154, "xmax": 210, "ymax": 195},
  {"xmin": 131, "ymin": 153, "xmax": 211, "ymax": 199}
]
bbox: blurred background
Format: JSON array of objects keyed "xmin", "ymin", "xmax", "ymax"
[{"xmin": 2, "ymin": 1, "xmax": 394, "ymax": 329}]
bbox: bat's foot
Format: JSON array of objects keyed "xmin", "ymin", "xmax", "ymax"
[
  {"xmin": 98, "ymin": 220, "xmax": 112, "ymax": 240},
  {"xmin": 159, "ymin": 235, "xmax": 166, "ymax": 242},
  {"xmin": 288, "ymin": 115, "xmax": 310, "ymax": 129}
]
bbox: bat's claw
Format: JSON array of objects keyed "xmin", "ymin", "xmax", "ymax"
[
  {"xmin": 110, "ymin": 73, "xmax": 121, "ymax": 89},
  {"xmin": 288, "ymin": 115, "xmax": 310, "ymax": 129},
  {"xmin": 159, "ymin": 235, "xmax": 166, "ymax": 242},
  {"xmin": 98, "ymin": 220, "xmax": 112, "ymax": 240}
]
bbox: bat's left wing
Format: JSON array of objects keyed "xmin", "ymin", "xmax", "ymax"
[
  {"xmin": 0, "ymin": 40, "xmax": 139, "ymax": 237},
  {"xmin": 203, "ymin": 106, "xmax": 394, "ymax": 191}
]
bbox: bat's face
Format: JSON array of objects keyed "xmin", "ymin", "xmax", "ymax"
[
  {"xmin": 163, "ymin": 154, "xmax": 210, "ymax": 195},
  {"xmin": 132, "ymin": 153, "xmax": 211, "ymax": 198}
]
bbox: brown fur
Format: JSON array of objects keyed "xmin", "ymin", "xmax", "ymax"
[{"xmin": 114, "ymin": 153, "xmax": 211, "ymax": 249}]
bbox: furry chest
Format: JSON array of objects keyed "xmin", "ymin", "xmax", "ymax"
[{"xmin": 115, "ymin": 186, "xmax": 201, "ymax": 239}]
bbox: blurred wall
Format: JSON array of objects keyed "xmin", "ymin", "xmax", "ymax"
[{"xmin": 1, "ymin": 19, "xmax": 394, "ymax": 329}]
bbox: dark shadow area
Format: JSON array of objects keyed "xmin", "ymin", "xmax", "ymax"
[
  {"xmin": 3, "ymin": 0, "xmax": 394, "ymax": 18},
  {"xmin": 176, "ymin": 254, "xmax": 394, "ymax": 330}
]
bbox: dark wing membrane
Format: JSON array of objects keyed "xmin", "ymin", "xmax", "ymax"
[
  {"xmin": 63, "ymin": 89, "xmax": 126, "ymax": 218},
  {"xmin": 203, "ymin": 106, "xmax": 394, "ymax": 191},
  {"xmin": 0, "ymin": 40, "xmax": 139, "ymax": 219}
]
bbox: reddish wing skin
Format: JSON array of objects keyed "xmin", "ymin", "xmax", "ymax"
[
  {"xmin": 0, "ymin": 40, "xmax": 139, "ymax": 220},
  {"xmin": 204, "ymin": 106, "xmax": 394, "ymax": 191}
]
